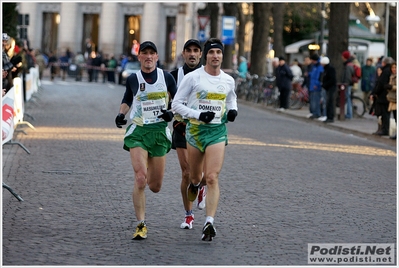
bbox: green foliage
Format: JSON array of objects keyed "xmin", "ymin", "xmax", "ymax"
[
  {"xmin": 2, "ymin": 3, "xmax": 18, "ymax": 40},
  {"xmin": 283, "ymin": 3, "xmax": 321, "ymax": 45}
]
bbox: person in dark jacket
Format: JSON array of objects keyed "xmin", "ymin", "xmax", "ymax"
[
  {"xmin": 370, "ymin": 57, "xmax": 394, "ymax": 136},
  {"xmin": 361, "ymin": 58, "xmax": 376, "ymax": 107},
  {"xmin": 275, "ymin": 56, "xmax": 293, "ymax": 111},
  {"xmin": 308, "ymin": 53, "xmax": 324, "ymax": 119},
  {"xmin": 341, "ymin": 50, "xmax": 355, "ymax": 119},
  {"xmin": 320, "ymin": 56, "xmax": 337, "ymax": 123}
]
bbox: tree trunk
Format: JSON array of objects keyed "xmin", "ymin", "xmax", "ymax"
[
  {"xmin": 236, "ymin": 4, "xmax": 248, "ymax": 60},
  {"xmin": 327, "ymin": 3, "xmax": 350, "ymax": 84},
  {"xmin": 222, "ymin": 3, "xmax": 238, "ymax": 70},
  {"xmin": 208, "ymin": 3, "xmax": 219, "ymax": 38},
  {"xmin": 388, "ymin": 4, "xmax": 396, "ymax": 59},
  {"xmin": 272, "ymin": 3, "xmax": 285, "ymax": 59},
  {"xmin": 250, "ymin": 3, "xmax": 272, "ymax": 79}
]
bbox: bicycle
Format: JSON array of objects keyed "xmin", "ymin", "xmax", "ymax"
[
  {"xmin": 244, "ymin": 73, "xmax": 260, "ymax": 103},
  {"xmin": 256, "ymin": 74, "xmax": 279, "ymax": 107},
  {"xmin": 289, "ymin": 78, "xmax": 309, "ymax": 110},
  {"xmin": 336, "ymin": 90, "xmax": 367, "ymax": 118}
]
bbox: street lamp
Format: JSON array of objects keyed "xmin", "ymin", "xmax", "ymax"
[{"xmin": 365, "ymin": 14, "xmax": 380, "ymax": 34}]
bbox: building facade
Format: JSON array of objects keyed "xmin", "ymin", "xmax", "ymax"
[{"xmin": 17, "ymin": 2, "xmax": 201, "ymax": 68}]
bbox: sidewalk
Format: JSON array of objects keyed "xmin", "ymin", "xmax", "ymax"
[{"xmin": 239, "ymin": 97, "xmax": 397, "ymax": 147}]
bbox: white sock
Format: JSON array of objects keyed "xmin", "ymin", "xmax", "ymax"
[{"xmin": 205, "ymin": 216, "xmax": 214, "ymax": 225}]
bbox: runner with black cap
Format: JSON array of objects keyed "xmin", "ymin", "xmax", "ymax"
[
  {"xmin": 172, "ymin": 37, "xmax": 238, "ymax": 241},
  {"xmin": 170, "ymin": 39, "xmax": 207, "ymax": 230},
  {"xmin": 114, "ymin": 40, "xmax": 177, "ymax": 240}
]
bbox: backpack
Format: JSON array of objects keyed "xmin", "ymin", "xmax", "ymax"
[{"xmin": 348, "ymin": 62, "xmax": 361, "ymax": 84}]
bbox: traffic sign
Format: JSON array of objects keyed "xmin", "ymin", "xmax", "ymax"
[
  {"xmin": 198, "ymin": 30, "xmax": 206, "ymax": 42},
  {"xmin": 198, "ymin": 15, "xmax": 210, "ymax": 30},
  {"xmin": 222, "ymin": 16, "xmax": 236, "ymax": 45}
]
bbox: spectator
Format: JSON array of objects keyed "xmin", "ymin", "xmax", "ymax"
[
  {"xmin": 34, "ymin": 49, "xmax": 46, "ymax": 80},
  {"xmin": 59, "ymin": 51, "xmax": 69, "ymax": 81},
  {"xmin": 320, "ymin": 56, "xmax": 337, "ymax": 123},
  {"xmin": 238, "ymin": 56, "xmax": 248, "ymax": 79},
  {"xmin": 386, "ymin": 62, "xmax": 396, "ymax": 140},
  {"xmin": 48, "ymin": 51, "xmax": 58, "ymax": 81},
  {"xmin": 91, "ymin": 51, "xmax": 103, "ymax": 82},
  {"xmin": 341, "ymin": 50, "xmax": 354, "ymax": 119},
  {"xmin": 370, "ymin": 57, "xmax": 394, "ymax": 136},
  {"xmin": 101, "ymin": 53, "xmax": 109, "ymax": 83},
  {"xmin": 84, "ymin": 38, "xmax": 95, "ymax": 60},
  {"xmin": 290, "ymin": 59, "xmax": 302, "ymax": 82},
  {"xmin": 301, "ymin": 56, "xmax": 312, "ymax": 91},
  {"xmin": 351, "ymin": 54, "xmax": 361, "ymax": 91},
  {"xmin": 275, "ymin": 56, "xmax": 293, "ymax": 111},
  {"xmin": 73, "ymin": 51, "xmax": 85, "ymax": 81},
  {"xmin": 361, "ymin": 58, "xmax": 376, "ymax": 108},
  {"xmin": 308, "ymin": 53, "xmax": 324, "ymax": 119},
  {"xmin": 131, "ymin": 39, "xmax": 139, "ymax": 60},
  {"xmin": 107, "ymin": 54, "xmax": 117, "ymax": 83}
]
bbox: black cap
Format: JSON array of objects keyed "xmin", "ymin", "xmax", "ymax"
[
  {"xmin": 139, "ymin": 41, "xmax": 157, "ymax": 53},
  {"xmin": 278, "ymin": 56, "xmax": 285, "ymax": 61},
  {"xmin": 310, "ymin": 53, "xmax": 319, "ymax": 61},
  {"xmin": 183, "ymin": 39, "xmax": 202, "ymax": 51}
]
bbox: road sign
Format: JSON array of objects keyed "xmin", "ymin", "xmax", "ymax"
[
  {"xmin": 198, "ymin": 30, "xmax": 206, "ymax": 42},
  {"xmin": 222, "ymin": 16, "xmax": 236, "ymax": 45},
  {"xmin": 198, "ymin": 15, "xmax": 210, "ymax": 30}
]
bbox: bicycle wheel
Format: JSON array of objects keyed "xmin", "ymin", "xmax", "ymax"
[{"xmin": 352, "ymin": 96, "xmax": 366, "ymax": 117}]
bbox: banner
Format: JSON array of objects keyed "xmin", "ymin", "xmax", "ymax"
[
  {"xmin": 12, "ymin": 77, "xmax": 24, "ymax": 125},
  {"xmin": 2, "ymin": 87, "xmax": 15, "ymax": 145}
]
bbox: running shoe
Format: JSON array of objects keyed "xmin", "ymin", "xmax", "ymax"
[
  {"xmin": 132, "ymin": 222, "xmax": 147, "ymax": 240},
  {"xmin": 197, "ymin": 186, "xmax": 206, "ymax": 210},
  {"xmin": 187, "ymin": 183, "xmax": 199, "ymax": 202},
  {"xmin": 201, "ymin": 222, "xmax": 216, "ymax": 241},
  {"xmin": 180, "ymin": 214, "xmax": 194, "ymax": 229}
]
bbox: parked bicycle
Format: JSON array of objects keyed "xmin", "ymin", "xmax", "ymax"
[
  {"xmin": 336, "ymin": 90, "xmax": 367, "ymax": 118},
  {"xmin": 290, "ymin": 77, "xmax": 309, "ymax": 109},
  {"xmin": 243, "ymin": 73, "xmax": 259, "ymax": 102},
  {"xmin": 256, "ymin": 74, "xmax": 280, "ymax": 107}
]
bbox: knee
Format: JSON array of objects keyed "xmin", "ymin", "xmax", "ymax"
[
  {"xmin": 205, "ymin": 173, "xmax": 219, "ymax": 186},
  {"xmin": 135, "ymin": 174, "xmax": 147, "ymax": 190},
  {"xmin": 148, "ymin": 181, "xmax": 162, "ymax": 193}
]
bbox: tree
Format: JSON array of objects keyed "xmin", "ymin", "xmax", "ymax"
[
  {"xmin": 388, "ymin": 4, "xmax": 396, "ymax": 59},
  {"xmin": 2, "ymin": 3, "xmax": 18, "ymax": 41},
  {"xmin": 236, "ymin": 3, "xmax": 250, "ymax": 61},
  {"xmin": 272, "ymin": 3, "xmax": 285, "ymax": 59},
  {"xmin": 250, "ymin": 3, "xmax": 272, "ymax": 78},
  {"xmin": 327, "ymin": 3, "xmax": 350, "ymax": 83}
]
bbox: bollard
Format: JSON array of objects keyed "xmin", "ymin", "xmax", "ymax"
[{"xmin": 337, "ymin": 83, "xmax": 347, "ymax": 121}]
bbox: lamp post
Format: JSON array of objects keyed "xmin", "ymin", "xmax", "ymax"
[{"xmin": 365, "ymin": 14, "xmax": 380, "ymax": 34}]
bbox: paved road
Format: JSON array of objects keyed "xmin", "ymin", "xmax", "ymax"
[{"xmin": 2, "ymin": 79, "xmax": 396, "ymax": 266}]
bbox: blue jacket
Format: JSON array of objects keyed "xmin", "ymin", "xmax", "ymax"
[{"xmin": 309, "ymin": 61, "xmax": 324, "ymax": 92}]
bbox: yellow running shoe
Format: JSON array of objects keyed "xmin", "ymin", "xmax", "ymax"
[{"xmin": 133, "ymin": 222, "xmax": 147, "ymax": 240}]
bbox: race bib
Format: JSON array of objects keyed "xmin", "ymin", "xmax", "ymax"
[
  {"xmin": 142, "ymin": 98, "xmax": 166, "ymax": 124},
  {"xmin": 197, "ymin": 99, "xmax": 223, "ymax": 124}
]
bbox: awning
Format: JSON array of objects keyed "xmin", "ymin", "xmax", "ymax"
[{"xmin": 285, "ymin": 39, "xmax": 314, "ymax": 54}]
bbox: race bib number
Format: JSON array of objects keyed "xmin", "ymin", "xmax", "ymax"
[
  {"xmin": 142, "ymin": 98, "xmax": 166, "ymax": 124},
  {"xmin": 197, "ymin": 99, "xmax": 223, "ymax": 124}
]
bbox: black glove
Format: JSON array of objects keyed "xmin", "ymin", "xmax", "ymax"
[
  {"xmin": 227, "ymin": 110, "xmax": 238, "ymax": 122},
  {"xmin": 115, "ymin": 113, "xmax": 127, "ymax": 128},
  {"xmin": 157, "ymin": 109, "xmax": 174, "ymax": 122},
  {"xmin": 199, "ymin": 111, "xmax": 215, "ymax": 123}
]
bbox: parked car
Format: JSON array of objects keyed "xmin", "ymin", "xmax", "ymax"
[{"xmin": 120, "ymin": 61, "xmax": 141, "ymax": 85}]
